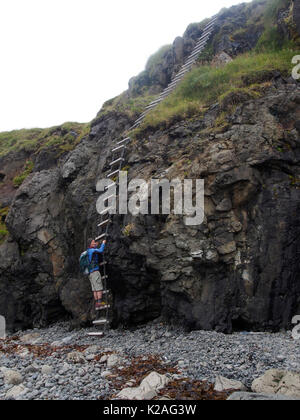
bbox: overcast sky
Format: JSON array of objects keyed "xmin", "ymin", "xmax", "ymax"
[{"xmin": 0, "ymin": 0, "xmax": 252, "ymax": 132}]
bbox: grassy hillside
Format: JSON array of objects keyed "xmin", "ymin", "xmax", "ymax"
[
  {"xmin": 0, "ymin": 206, "xmax": 9, "ymax": 245},
  {"xmin": 132, "ymin": 0, "xmax": 298, "ymax": 133},
  {"xmin": 134, "ymin": 47, "xmax": 297, "ymax": 132},
  {"xmin": 0, "ymin": 122, "xmax": 90, "ymax": 159}
]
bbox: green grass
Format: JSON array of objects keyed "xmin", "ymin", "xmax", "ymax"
[
  {"xmin": 97, "ymin": 92, "xmax": 156, "ymax": 119},
  {"xmin": 0, "ymin": 122, "xmax": 90, "ymax": 158},
  {"xmin": 135, "ymin": 47, "xmax": 297, "ymax": 132},
  {"xmin": 255, "ymin": 0, "xmax": 295, "ymax": 52},
  {"xmin": 13, "ymin": 160, "xmax": 34, "ymax": 188},
  {"xmin": 0, "ymin": 207, "xmax": 9, "ymax": 244},
  {"xmin": 263, "ymin": 0, "xmax": 290, "ymax": 23}
]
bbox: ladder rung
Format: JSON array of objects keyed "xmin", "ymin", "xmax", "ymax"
[
  {"xmin": 130, "ymin": 122, "xmax": 141, "ymax": 130},
  {"xmin": 93, "ymin": 319, "xmax": 110, "ymax": 325},
  {"xmin": 195, "ymin": 39, "xmax": 208, "ymax": 49},
  {"xmin": 110, "ymin": 157, "xmax": 125, "ymax": 166},
  {"xmin": 146, "ymin": 100, "xmax": 162, "ymax": 108},
  {"xmin": 190, "ymin": 45, "xmax": 205, "ymax": 57},
  {"xmin": 197, "ymin": 33, "xmax": 211, "ymax": 43},
  {"xmin": 98, "ymin": 219, "xmax": 110, "ymax": 228},
  {"xmin": 104, "ymin": 183, "xmax": 116, "ymax": 192},
  {"xmin": 116, "ymin": 137, "xmax": 130, "ymax": 145},
  {"xmin": 162, "ymin": 86, "xmax": 174, "ymax": 94},
  {"xmin": 190, "ymin": 48, "xmax": 206, "ymax": 59},
  {"xmin": 182, "ymin": 59, "xmax": 196, "ymax": 69},
  {"xmin": 107, "ymin": 169, "xmax": 120, "ymax": 179},
  {"xmin": 204, "ymin": 18, "xmax": 217, "ymax": 30},
  {"xmin": 112, "ymin": 144, "xmax": 126, "ymax": 153},
  {"xmin": 95, "ymin": 233, "xmax": 107, "ymax": 241},
  {"xmin": 87, "ymin": 332, "xmax": 104, "ymax": 337},
  {"xmin": 96, "ymin": 305, "xmax": 111, "ymax": 311},
  {"xmin": 99, "ymin": 207, "xmax": 114, "ymax": 215},
  {"xmin": 99, "ymin": 261, "xmax": 107, "ymax": 267}
]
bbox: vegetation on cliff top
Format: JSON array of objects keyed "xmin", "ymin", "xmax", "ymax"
[
  {"xmin": 0, "ymin": 0, "xmax": 298, "ymax": 156},
  {"xmin": 0, "ymin": 122, "xmax": 90, "ymax": 158},
  {"xmin": 135, "ymin": 46, "xmax": 297, "ymax": 132},
  {"xmin": 0, "ymin": 207, "xmax": 9, "ymax": 244}
]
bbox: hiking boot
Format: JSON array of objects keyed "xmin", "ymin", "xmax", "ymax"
[{"xmin": 95, "ymin": 301, "xmax": 109, "ymax": 311}]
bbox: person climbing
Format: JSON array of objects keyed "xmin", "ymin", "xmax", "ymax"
[{"xmin": 86, "ymin": 238, "xmax": 107, "ymax": 311}]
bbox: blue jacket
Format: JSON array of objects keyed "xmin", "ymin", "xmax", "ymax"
[{"xmin": 87, "ymin": 243, "xmax": 106, "ymax": 273}]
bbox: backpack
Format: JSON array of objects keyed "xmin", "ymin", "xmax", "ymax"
[{"xmin": 79, "ymin": 250, "xmax": 90, "ymax": 275}]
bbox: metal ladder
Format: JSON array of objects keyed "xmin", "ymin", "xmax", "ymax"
[{"xmin": 88, "ymin": 16, "xmax": 218, "ymax": 336}]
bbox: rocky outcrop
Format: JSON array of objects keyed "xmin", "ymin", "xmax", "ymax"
[
  {"xmin": 0, "ymin": 111, "xmax": 133, "ymax": 331},
  {"xmin": 2, "ymin": 74, "xmax": 300, "ymax": 333}
]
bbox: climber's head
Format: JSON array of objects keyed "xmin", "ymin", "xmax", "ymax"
[{"xmin": 88, "ymin": 238, "xmax": 98, "ymax": 249}]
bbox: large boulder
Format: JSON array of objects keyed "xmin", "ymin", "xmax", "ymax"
[
  {"xmin": 117, "ymin": 372, "xmax": 170, "ymax": 400},
  {"xmin": 252, "ymin": 370, "xmax": 300, "ymax": 398}
]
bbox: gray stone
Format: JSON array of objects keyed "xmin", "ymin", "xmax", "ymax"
[
  {"xmin": 214, "ymin": 376, "xmax": 247, "ymax": 392},
  {"xmin": 66, "ymin": 351, "xmax": 86, "ymax": 364},
  {"xmin": 227, "ymin": 392, "xmax": 299, "ymax": 401},
  {"xmin": 117, "ymin": 372, "xmax": 170, "ymax": 400},
  {"xmin": 3, "ymin": 369, "xmax": 23, "ymax": 385},
  {"xmin": 5, "ymin": 384, "xmax": 28, "ymax": 399},
  {"xmin": 19, "ymin": 333, "xmax": 41, "ymax": 345},
  {"xmin": 41, "ymin": 365, "xmax": 54, "ymax": 376},
  {"xmin": 106, "ymin": 354, "xmax": 122, "ymax": 369}
]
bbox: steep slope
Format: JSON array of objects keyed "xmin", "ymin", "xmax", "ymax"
[{"xmin": 0, "ymin": 0, "xmax": 300, "ymax": 333}]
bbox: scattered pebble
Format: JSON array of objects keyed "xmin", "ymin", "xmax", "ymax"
[{"xmin": 0, "ymin": 320, "xmax": 299, "ymax": 400}]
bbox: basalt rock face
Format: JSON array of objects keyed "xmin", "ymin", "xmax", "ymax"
[
  {"xmin": 1, "ymin": 1, "xmax": 300, "ymax": 333},
  {"xmin": 3, "ymin": 76, "xmax": 299, "ymax": 333},
  {"xmin": 0, "ymin": 112, "xmax": 133, "ymax": 331},
  {"xmin": 110, "ymin": 78, "xmax": 300, "ymax": 333}
]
